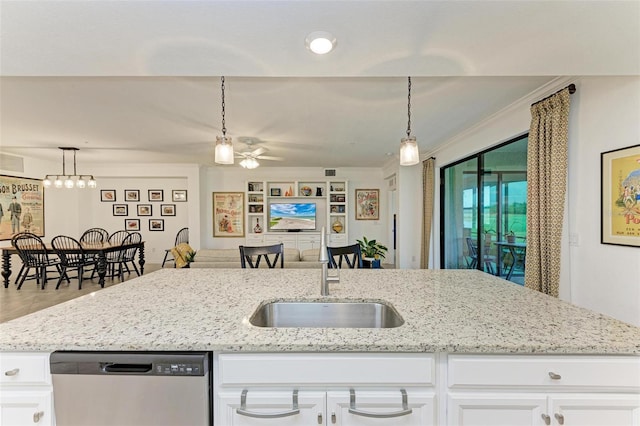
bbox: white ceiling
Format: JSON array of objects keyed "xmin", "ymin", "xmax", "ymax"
[{"xmin": 1, "ymin": 1, "xmax": 638, "ymax": 168}]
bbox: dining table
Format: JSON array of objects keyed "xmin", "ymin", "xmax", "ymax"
[
  {"xmin": 1, "ymin": 240, "xmax": 145, "ymax": 289},
  {"xmin": 493, "ymin": 240, "xmax": 526, "ymax": 280}
]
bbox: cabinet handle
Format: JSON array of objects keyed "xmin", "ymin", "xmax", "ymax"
[
  {"xmin": 555, "ymin": 413, "xmax": 565, "ymax": 425},
  {"xmin": 4, "ymin": 368, "xmax": 19, "ymax": 376},
  {"xmin": 236, "ymin": 389, "xmax": 301, "ymax": 419},
  {"xmin": 541, "ymin": 414, "xmax": 551, "ymax": 425},
  {"xmin": 33, "ymin": 411, "xmax": 44, "ymax": 423},
  {"xmin": 317, "ymin": 412, "xmax": 322, "ymax": 424},
  {"xmin": 331, "ymin": 412, "xmax": 337, "ymax": 424},
  {"xmin": 348, "ymin": 388, "xmax": 413, "ymax": 418},
  {"xmin": 548, "ymin": 371, "xmax": 561, "ymax": 380}
]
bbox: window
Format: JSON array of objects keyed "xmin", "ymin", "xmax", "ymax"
[{"xmin": 440, "ymin": 134, "xmax": 527, "ymax": 284}]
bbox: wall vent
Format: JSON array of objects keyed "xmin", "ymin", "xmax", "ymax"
[
  {"xmin": 0, "ymin": 154, "xmax": 25, "ymax": 173},
  {"xmin": 324, "ymin": 169, "xmax": 336, "ymax": 177}
]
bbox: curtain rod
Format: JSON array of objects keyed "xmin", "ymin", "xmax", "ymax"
[{"xmin": 531, "ymin": 83, "xmax": 576, "ymax": 106}]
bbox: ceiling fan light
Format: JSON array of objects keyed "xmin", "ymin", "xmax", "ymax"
[
  {"xmin": 400, "ymin": 137, "xmax": 420, "ymax": 166},
  {"xmin": 215, "ymin": 136, "xmax": 234, "ymax": 165},
  {"xmin": 240, "ymin": 157, "xmax": 259, "ymax": 169}
]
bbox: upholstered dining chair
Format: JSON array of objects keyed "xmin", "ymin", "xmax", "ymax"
[
  {"xmin": 51, "ymin": 235, "xmax": 97, "ymax": 290},
  {"xmin": 161, "ymin": 227, "xmax": 189, "ymax": 267},
  {"xmin": 327, "ymin": 244, "xmax": 363, "ymax": 269},
  {"xmin": 239, "ymin": 243, "xmax": 284, "ymax": 269},
  {"xmin": 11, "ymin": 232, "xmax": 65, "ymax": 290}
]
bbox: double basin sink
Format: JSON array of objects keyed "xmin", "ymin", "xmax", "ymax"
[{"xmin": 249, "ymin": 300, "xmax": 404, "ymax": 328}]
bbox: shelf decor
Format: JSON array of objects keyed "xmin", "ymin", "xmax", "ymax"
[
  {"xmin": 355, "ymin": 189, "xmax": 379, "ymax": 220},
  {"xmin": 213, "ymin": 192, "xmax": 245, "ymax": 237},
  {"xmin": 601, "ymin": 144, "xmax": 640, "ymax": 247}
]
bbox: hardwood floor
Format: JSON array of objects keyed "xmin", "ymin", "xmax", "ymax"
[{"xmin": 0, "ymin": 263, "xmax": 162, "ymax": 323}]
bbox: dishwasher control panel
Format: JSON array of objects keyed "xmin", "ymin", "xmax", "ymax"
[{"xmin": 156, "ymin": 362, "xmax": 203, "ymax": 376}]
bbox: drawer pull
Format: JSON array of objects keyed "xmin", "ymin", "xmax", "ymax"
[
  {"xmin": 548, "ymin": 371, "xmax": 561, "ymax": 380},
  {"xmin": 236, "ymin": 389, "xmax": 300, "ymax": 418},
  {"xmin": 541, "ymin": 413, "xmax": 551, "ymax": 425},
  {"xmin": 555, "ymin": 413, "xmax": 565, "ymax": 425},
  {"xmin": 33, "ymin": 411, "xmax": 44, "ymax": 423},
  {"xmin": 331, "ymin": 412, "xmax": 337, "ymax": 424},
  {"xmin": 317, "ymin": 412, "xmax": 322, "ymax": 424},
  {"xmin": 348, "ymin": 388, "xmax": 413, "ymax": 418},
  {"xmin": 4, "ymin": 368, "xmax": 20, "ymax": 376}
]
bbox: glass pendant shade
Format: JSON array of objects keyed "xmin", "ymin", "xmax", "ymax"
[
  {"xmin": 215, "ymin": 136, "xmax": 234, "ymax": 164},
  {"xmin": 54, "ymin": 177, "xmax": 63, "ymax": 188},
  {"xmin": 87, "ymin": 178, "xmax": 97, "ymax": 189},
  {"xmin": 64, "ymin": 177, "xmax": 74, "ymax": 188},
  {"xmin": 43, "ymin": 147, "xmax": 97, "ymax": 189},
  {"xmin": 400, "ymin": 137, "xmax": 420, "ymax": 166},
  {"xmin": 76, "ymin": 177, "xmax": 86, "ymax": 188},
  {"xmin": 43, "ymin": 178, "xmax": 52, "ymax": 188}
]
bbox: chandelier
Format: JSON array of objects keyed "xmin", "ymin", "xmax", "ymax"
[
  {"xmin": 42, "ymin": 147, "xmax": 97, "ymax": 189},
  {"xmin": 215, "ymin": 76, "xmax": 235, "ymax": 164},
  {"xmin": 399, "ymin": 77, "xmax": 420, "ymax": 166}
]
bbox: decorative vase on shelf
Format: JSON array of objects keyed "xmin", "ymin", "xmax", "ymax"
[
  {"xmin": 253, "ymin": 218, "xmax": 263, "ymax": 234},
  {"xmin": 332, "ymin": 218, "xmax": 343, "ymax": 233}
]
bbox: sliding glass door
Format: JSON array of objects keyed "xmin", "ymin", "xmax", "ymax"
[{"xmin": 441, "ymin": 135, "xmax": 528, "ymax": 283}]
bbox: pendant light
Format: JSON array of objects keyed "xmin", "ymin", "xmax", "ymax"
[
  {"xmin": 43, "ymin": 147, "xmax": 97, "ymax": 189},
  {"xmin": 215, "ymin": 76, "xmax": 234, "ymax": 164},
  {"xmin": 400, "ymin": 77, "xmax": 420, "ymax": 166}
]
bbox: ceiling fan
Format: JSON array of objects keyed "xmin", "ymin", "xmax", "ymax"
[{"xmin": 235, "ymin": 141, "xmax": 284, "ymax": 169}]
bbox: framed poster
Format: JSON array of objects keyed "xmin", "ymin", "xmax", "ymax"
[
  {"xmin": 601, "ymin": 144, "xmax": 640, "ymax": 247},
  {"xmin": 161, "ymin": 204, "xmax": 176, "ymax": 216},
  {"xmin": 113, "ymin": 204, "xmax": 128, "ymax": 216},
  {"xmin": 137, "ymin": 204, "xmax": 152, "ymax": 216},
  {"xmin": 125, "ymin": 190, "xmax": 140, "ymax": 202},
  {"xmin": 125, "ymin": 219, "xmax": 140, "ymax": 231},
  {"xmin": 100, "ymin": 190, "xmax": 116, "ymax": 202},
  {"xmin": 148, "ymin": 190, "xmax": 164, "ymax": 202},
  {"xmin": 213, "ymin": 192, "xmax": 244, "ymax": 237},
  {"xmin": 0, "ymin": 175, "xmax": 45, "ymax": 241},
  {"xmin": 172, "ymin": 190, "xmax": 187, "ymax": 202},
  {"xmin": 355, "ymin": 188, "xmax": 379, "ymax": 220},
  {"xmin": 149, "ymin": 219, "xmax": 164, "ymax": 231}
]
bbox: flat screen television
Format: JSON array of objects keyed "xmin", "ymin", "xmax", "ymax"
[{"xmin": 269, "ymin": 203, "xmax": 316, "ymax": 231}]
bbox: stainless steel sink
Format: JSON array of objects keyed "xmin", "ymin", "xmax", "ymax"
[{"xmin": 249, "ymin": 301, "xmax": 404, "ymax": 328}]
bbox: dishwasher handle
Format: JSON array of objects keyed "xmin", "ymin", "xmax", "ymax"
[{"xmin": 102, "ymin": 363, "xmax": 153, "ymax": 374}]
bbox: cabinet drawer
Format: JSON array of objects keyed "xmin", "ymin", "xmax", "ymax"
[
  {"xmin": 219, "ymin": 353, "xmax": 435, "ymax": 386},
  {"xmin": 448, "ymin": 355, "xmax": 640, "ymax": 390},
  {"xmin": 0, "ymin": 353, "xmax": 51, "ymax": 386}
]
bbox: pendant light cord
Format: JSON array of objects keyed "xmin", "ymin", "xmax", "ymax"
[
  {"xmin": 221, "ymin": 76, "xmax": 226, "ymax": 137},
  {"xmin": 406, "ymin": 76, "xmax": 412, "ymax": 138}
]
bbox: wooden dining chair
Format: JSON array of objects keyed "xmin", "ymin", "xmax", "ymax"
[
  {"xmin": 327, "ymin": 244, "xmax": 363, "ymax": 269},
  {"xmin": 161, "ymin": 227, "xmax": 189, "ymax": 267},
  {"xmin": 106, "ymin": 232, "xmax": 142, "ymax": 281},
  {"xmin": 51, "ymin": 235, "xmax": 97, "ymax": 290},
  {"xmin": 239, "ymin": 243, "xmax": 284, "ymax": 268},
  {"xmin": 108, "ymin": 230, "xmax": 130, "ymax": 246},
  {"xmin": 11, "ymin": 232, "xmax": 65, "ymax": 290},
  {"xmin": 80, "ymin": 228, "xmax": 108, "ymax": 245}
]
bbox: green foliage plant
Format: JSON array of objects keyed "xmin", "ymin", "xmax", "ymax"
[{"xmin": 356, "ymin": 236, "xmax": 388, "ymax": 259}]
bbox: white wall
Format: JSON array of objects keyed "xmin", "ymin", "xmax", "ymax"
[{"xmin": 428, "ymin": 76, "xmax": 640, "ymax": 326}]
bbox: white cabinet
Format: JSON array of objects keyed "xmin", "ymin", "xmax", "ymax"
[
  {"xmin": 0, "ymin": 353, "xmax": 53, "ymax": 426},
  {"xmin": 297, "ymin": 234, "xmax": 322, "ymax": 251},
  {"xmin": 447, "ymin": 355, "xmax": 640, "ymax": 426},
  {"xmin": 215, "ymin": 353, "xmax": 436, "ymax": 426}
]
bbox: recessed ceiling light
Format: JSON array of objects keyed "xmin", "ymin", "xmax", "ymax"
[{"xmin": 305, "ymin": 31, "xmax": 336, "ymax": 55}]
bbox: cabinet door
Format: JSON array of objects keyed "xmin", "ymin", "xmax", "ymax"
[
  {"xmin": 327, "ymin": 390, "xmax": 436, "ymax": 425},
  {"xmin": 0, "ymin": 391, "xmax": 53, "ymax": 426},
  {"xmin": 448, "ymin": 394, "xmax": 546, "ymax": 426},
  {"xmin": 549, "ymin": 394, "xmax": 640, "ymax": 426},
  {"xmin": 218, "ymin": 390, "xmax": 326, "ymax": 425}
]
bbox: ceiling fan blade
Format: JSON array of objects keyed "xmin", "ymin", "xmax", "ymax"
[
  {"xmin": 251, "ymin": 147, "xmax": 267, "ymax": 157},
  {"xmin": 257, "ymin": 155, "xmax": 285, "ymax": 161}
]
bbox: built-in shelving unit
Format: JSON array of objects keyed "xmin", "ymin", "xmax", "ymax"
[{"xmin": 245, "ymin": 180, "xmax": 348, "ymax": 248}]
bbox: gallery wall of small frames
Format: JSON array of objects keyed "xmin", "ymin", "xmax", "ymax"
[{"xmin": 101, "ymin": 189, "xmax": 187, "ymax": 232}]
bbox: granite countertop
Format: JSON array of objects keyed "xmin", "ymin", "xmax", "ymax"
[{"xmin": 0, "ymin": 269, "xmax": 639, "ymax": 354}]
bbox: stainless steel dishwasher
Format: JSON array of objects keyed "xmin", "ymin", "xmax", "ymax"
[{"xmin": 50, "ymin": 351, "xmax": 211, "ymax": 426}]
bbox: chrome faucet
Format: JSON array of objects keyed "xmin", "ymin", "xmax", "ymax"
[{"xmin": 319, "ymin": 227, "xmax": 339, "ymax": 296}]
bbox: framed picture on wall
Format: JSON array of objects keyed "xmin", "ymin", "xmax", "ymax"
[
  {"xmin": 149, "ymin": 219, "xmax": 164, "ymax": 231},
  {"xmin": 100, "ymin": 190, "xmax": 116, "ymax": 202},
  {"xmin": 137, "ymin": 204, "xmax": 152, "ymax": 216},
  {"xmin": 161, "ymin": 204, "xmax": 176, "ymax": 216},
  {"xmin": 148, "ymin": 190, "xmax": 164, "ymax": 202},
  {"xmin": 355, "ymin": 189, "xmax": 379, "ymax": 220},
  {"xmin": 113, "ymin": 204, "xmax": 128, "ymax": 216},
  {"xmin": 172, "ymin": 190, "xmax": 187, "ymax": 202},
  {"xmin": 601, "ymin": 143, "xmax": 640, "ymax": 247},
  {"xmin": 0, "ymin": 175, "xmax": 45, "ymax": 241},
  {"xmin": 212, "ymin": 192, "xmax": 245, "ymax": 237},
  {"xmin": 125, "ymin": 190, "xmax": 140, "ymax": 202},
  {"xmin": 125, "ymin": 219, "xmax": 140, "ymax": 231}
]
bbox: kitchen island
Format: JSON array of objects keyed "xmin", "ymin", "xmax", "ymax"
[{"xmin": 1, "ymin": 269, "xmax": 639, "ymax": 425}]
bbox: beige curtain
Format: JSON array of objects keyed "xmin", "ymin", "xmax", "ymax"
[
  {"xmin": 421, "ymin": 157, "xmax": 435, "ymax": 269},
  {"xmin": 525, "ymin": 89, "xmax": 571, "ymax": 297}
]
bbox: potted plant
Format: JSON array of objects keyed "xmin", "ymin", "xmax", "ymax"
[
  {"xmin": 506, "ymin": 230, "xmax": 517, "ymax": 243},
  {"xmin": 356, "ymin": 236, "xmax": 388, "ymax": 268}
]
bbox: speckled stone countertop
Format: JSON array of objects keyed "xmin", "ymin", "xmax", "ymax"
[{"xmin": 1, "ymin": 269, "xmax": 639, "ymax": 354}]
